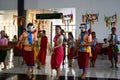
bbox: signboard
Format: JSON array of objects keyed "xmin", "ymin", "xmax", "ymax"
[{"xmin": 36, "ymin": 13, "xmax": 63, "ymax": 19}]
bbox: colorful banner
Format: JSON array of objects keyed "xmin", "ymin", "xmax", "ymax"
[
  {"xmin": 62, "ymin": 13, "xmax": 73, "ymax": 25},
  {"xmin": 82, "ymin": 13, "xmax": 99, "ymax": 25},
  {"xmin": 13, "ymin": 15, "xmax": 48, "ymax": 30},
  {"xmin": 104, "ymin": 13, "xmax": 117, "ymax": 28},
  {"xmin": 13, "ymin": 15, "xmax": 26, "ymax": 26}
]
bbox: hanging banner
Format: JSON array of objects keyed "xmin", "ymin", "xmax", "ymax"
[
  {"xmin": 13, "ymin": 15, "xmax": 26, "ymax": 26},
  {"xmin": 62, "ymin": 13, "xmax": 73, "ymax": 24},
  {"xmin": 13, "ymin": 15, "xmax": 49, "ymax": 30},
  {"xmin": 104, "ymin": 13, "xmax": 117, "ymax": 28},
  {"xmin": 82, "ymin": 12, "xmax": 99, "ymax": 25}
]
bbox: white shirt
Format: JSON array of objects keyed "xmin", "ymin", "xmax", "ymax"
[{"xmin": 102, "ymin": 42, "xmax": 109, "ymax": 48}]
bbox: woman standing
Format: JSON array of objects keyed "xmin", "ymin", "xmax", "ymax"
[
  {"xmin": 0, "ymin": 30, "xmax": 8, "ymax": 70},
  {"xmin": 67, "ymin": 32, "xmax": 75, "ymax": 67},
  {"xmin": 51, "ymin": 25, "xmax": 64, "ymax": 80},
  {"xmin": 37, "ymin": 30, "xmax": 48, "ymax": 69}
]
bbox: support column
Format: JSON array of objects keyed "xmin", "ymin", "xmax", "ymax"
[
  {"xmin": 18, "ymin": 0, "xmax": 26, "ymax": 37},
  {"xmin": 17, "ymin": 0, "xmax": 26, "ymax": 58}
]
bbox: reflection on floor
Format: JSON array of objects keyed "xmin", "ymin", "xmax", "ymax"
[
  {"xmin": 0, "ymin": 49, "xmax": 120, "ymax": 80},
  {"xmin": 0, "ymin": 73, "xmax": 120, "ymax": 80}
]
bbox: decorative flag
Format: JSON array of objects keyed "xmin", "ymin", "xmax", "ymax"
[
  {"xmin": 13, "ymin": 15, "xmax": 27, "ymax": 26},
  {"xmin": 13, "ymin": 19, "xmax": 15, "ymax": 25},
  {"xmin": 82, "ymin": 13, "xmax": 99, "ymax": 25},
  {"xmin": 20, "ymin": 19, "xmax": 22, "ymax": 26},
  {"xmin": 104, "ymin": 13, "xmax": 118, "ymax": 28},
  {"xmin": 70, "ymin": 11, "xmax": 73, "ymax": 23},
  {"xmin": 38, "ymin": 20, "xmax": 41, "ymax": 31},
  {"xmin": 62, "ymin": 13, "xmax": 74, "ymax": 24},
  {"xmin": 32, "ymin": 18, "xmax": 34, "ymax": 24},
  {"xmin": 13, "ymin": 15, "xmax": 18, "ymax": 25}
]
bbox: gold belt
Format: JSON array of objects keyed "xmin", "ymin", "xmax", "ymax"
[{"xmin": 23, "ymin": 44, "xmax": 33, "ymax": 47}]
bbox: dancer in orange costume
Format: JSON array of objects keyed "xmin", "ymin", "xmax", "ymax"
[
  {"xmin": 76, "ymin": 23, "xmax": 92, "ymax": 79},
  {"xmin": 17, "ymin": 23, "xmax": 37, "ymax": 75}
]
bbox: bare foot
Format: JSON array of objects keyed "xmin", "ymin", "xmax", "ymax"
[
  {"xmin": 81, "ymin": 73, "xmax": 86, "ymax": 80},
  {"xmin": 26, "ymin": 71, "xmax": 31, "ymax": 76},
  {"xmin": 30, "ymin": 70, "xmax": 33, "ymax": 73},
  {"xmin": 54, "ymin": 76, "xmax": 59, "ymax": 80},
  {"xmin": 81, "ymin": 75, "xmax": 86, "ymax": 80},
  {"xmin": 2, "ymin": 67, "xmax": 6, "ymax": 70}
]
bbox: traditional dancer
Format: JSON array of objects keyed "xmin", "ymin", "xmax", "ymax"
[
  {"xmin": 35, "ymin": 30, "xmax": 42, "ymax": 68},
  {"xmin": 67, "ymin": 32, "xmax": 75, "ymax": 67},
  {"xmin": 76, "ymin": 23, "xmax": 92, "ymax": 79},
  {"xmin": 61, "ymin": 29, "xmax": 67, "ymax": 67},
  {"xmin": 17, "ymin": 23, "xmax": 37, "ymax": 75},
  {"xmin": 91, "ymin": 31, "xmax": 98, "ymax": 68},
  {"xmin": 37, "ymin": 30, "xmax": 48, "ymax": 69},
  {"xmin": 108, "ymin": 27, "xmax": 119, "ymax": 69},
  {"xmin": 51, "ymin": 25, "xmax": 64, "ymax": 80}
]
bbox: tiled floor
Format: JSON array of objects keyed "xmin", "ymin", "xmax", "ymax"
[{"xmin": 0, "ymin": 49, "xmax": 120, "ymax": 80}]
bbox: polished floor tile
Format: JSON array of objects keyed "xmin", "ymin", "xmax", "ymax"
[
  {"xmin": 0, "ymin": 73, "xmax": 120, "ymax": 80},
  {"xmin": 0, "ymin": 49, "xmax": 120, "ymax": 80}
]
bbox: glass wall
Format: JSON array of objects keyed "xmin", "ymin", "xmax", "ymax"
[{"xmin": 0, "ymin": 10, "xmax": 18, "ymax": 41}]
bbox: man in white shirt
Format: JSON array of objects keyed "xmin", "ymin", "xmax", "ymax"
[{"xmin": 101, "ymin": 38, "xmax": 109, "ymax": 59}]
